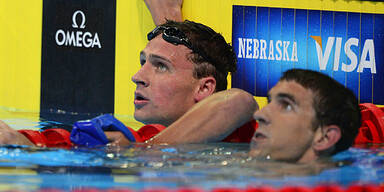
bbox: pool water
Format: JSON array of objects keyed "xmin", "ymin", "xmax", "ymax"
[{"xmin": 0, "ymin": 111, "xmax": 383, "ymax": 191}]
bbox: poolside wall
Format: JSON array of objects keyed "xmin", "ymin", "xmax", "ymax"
[{"xmin": 0, "ymin": 0, "xmax": 383, "ymax": 128}]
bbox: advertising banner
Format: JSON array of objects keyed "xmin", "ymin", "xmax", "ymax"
[
  {"xmin": 41, "ymin": 0, "xmax": 116, "ymax": 116},
  {"xmin": 232, "ymin": 5, "xmax": 384, "ymax": 104}
]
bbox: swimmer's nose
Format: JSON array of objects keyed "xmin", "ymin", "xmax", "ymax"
[
  {"xmin": 253, "ymin": 107, "xmax": 269, "ymax": 126},
  {"xmin": 132, "ymin": 68, "xmax": 149, "ymax": 87}
]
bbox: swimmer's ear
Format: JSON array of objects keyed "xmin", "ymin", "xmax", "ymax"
[
  {"xmin": 313, "ymin": 125, "xmax": 341, "ymax": 152},
  {"xmin": 194, "ymin": 76, "xmax": 216, "ymax": 102}
]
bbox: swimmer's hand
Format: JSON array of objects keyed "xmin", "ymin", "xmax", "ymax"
[
  {"xmin": 106, "ymin": 124, "xmax": 166, "ymax": 146},
  {"xmin": 70, "ymin": 114, "xmax": 141, "ymax": 147},
  {"xmin": 0, "ymin": 120, "xmax": 34, "ymax": 146},
  {"xmin": 105, "ymin": 131, "xmax": 131, "ymax": 146},
  {"xmin": 144, "ymin": 0, "xmax": 183, "ymax": 25}
]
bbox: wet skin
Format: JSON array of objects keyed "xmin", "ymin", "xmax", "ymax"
[
  {"xmin": 132, "ymin": 35, "xmax": 201, "ymax": 126},
  {"xmin": 251, "ymin": 80, "xmax": 318, "ymax": 162}
]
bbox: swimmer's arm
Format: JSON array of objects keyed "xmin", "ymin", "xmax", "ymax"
[
  {"xmin": 144, "ymin": 0, "xmax": 183, "ymax": 25},
  {"xmin": 0, "ymin": 120, "xmax": 34, "ymax": 146},
  {"xmin": 146, "ymin": 88, "xmax": 259, "ymax": 144}
]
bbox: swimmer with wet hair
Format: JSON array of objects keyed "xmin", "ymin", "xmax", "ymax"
[
  {"xmin": 0, "ymin": 1, "xmax": 258, "ymax": 146},
  {"xmin": 251, "ymin": 69, "xmax": 361, "ymax": 163},
  {"xmin": 0, "ymin": 19, "xmax": 259, "ymax": 146},
  {"xmin": 104, "ymin": 19, "xmax": 258, "ymax": 145}
]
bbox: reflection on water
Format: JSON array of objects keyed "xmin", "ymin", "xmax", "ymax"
[
  {"xmin": 0, "ymin": 109, "xmax": 383, "ymax": 190},
  {"xmin": 0, "ymin": 143, "xmax": 382, "ymax": 190}
]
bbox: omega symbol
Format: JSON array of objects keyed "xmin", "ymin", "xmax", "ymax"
[{"xmin": 72, "ymin": 10, "xmax": 86, "ymax": 29}]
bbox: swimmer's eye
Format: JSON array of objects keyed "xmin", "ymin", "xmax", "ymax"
[
  {"xmin": 267, "ymin": 96, "xmax": 271, "ymax": 103},
  {"xmin": 140, "ymin": 59, "xmax": 146, "ymax": 66},
  {"xmin": 280, "ymin": 100, "xmax": 293, "ymax": 112},
  {"xmin": 154, "ymin": 62, "xmax": 169, "ymax": 72},
  {"xmin": 140, "ymin": 54, "xmax": 146, "ymax": 66}
]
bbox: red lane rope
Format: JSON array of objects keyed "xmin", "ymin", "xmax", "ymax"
[{"xmin": 355, "ymin": 103, "xmax": 384, "ymax": 144}]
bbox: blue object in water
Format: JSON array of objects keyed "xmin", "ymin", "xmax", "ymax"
[{"xmin": 70, "ymin": 114, "xmax": 136, "ymax": 146}]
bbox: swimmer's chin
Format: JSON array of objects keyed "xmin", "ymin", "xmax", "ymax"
[
  {"xmin": 133, "ymin": 114, "xmax": 152, "ymax": 125},
  {"xmin": 248, "ymin": 148, "xmax": 261, "ymax": 157},
  {"xmin": 248, "ymin": 148, "xmax": 272, "ymax": 161},
  {"xmin": 133, "ymin": 115, "xmax": 169, "ymax": 127}
]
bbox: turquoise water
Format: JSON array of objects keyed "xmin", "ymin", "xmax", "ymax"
[
  {"xmin": 0, "ymin": 143, "xmax": 383, "ymax": 191},
  {"xmin": 0, "ymin": 112, "xmax": 383, "ymax": 191}
]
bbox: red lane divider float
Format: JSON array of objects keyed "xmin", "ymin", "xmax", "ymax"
[
  {"xmin": 33, "ymin": 185, "xmax": 384, "ymax": 192},
  {"xmin": 354, "ymin": 103, "xmax": 384, "ymax": 144}
]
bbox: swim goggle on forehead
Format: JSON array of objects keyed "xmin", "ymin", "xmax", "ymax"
[{"xmin": 147, "ymin": 26, "xmax": 213, "ymax": 65}]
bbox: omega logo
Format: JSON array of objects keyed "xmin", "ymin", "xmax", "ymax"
[
  {"xmin": 72, "ymin": 10, "xmax": 86, "ymax": 29},
  {"xmin": 55, "ymin": 10, "xmax": 102, "ymax": 48}
]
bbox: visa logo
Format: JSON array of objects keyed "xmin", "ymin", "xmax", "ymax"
[{"xmin": 312, "ymin": 36, "xmax": 376, "ymax": 74}]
